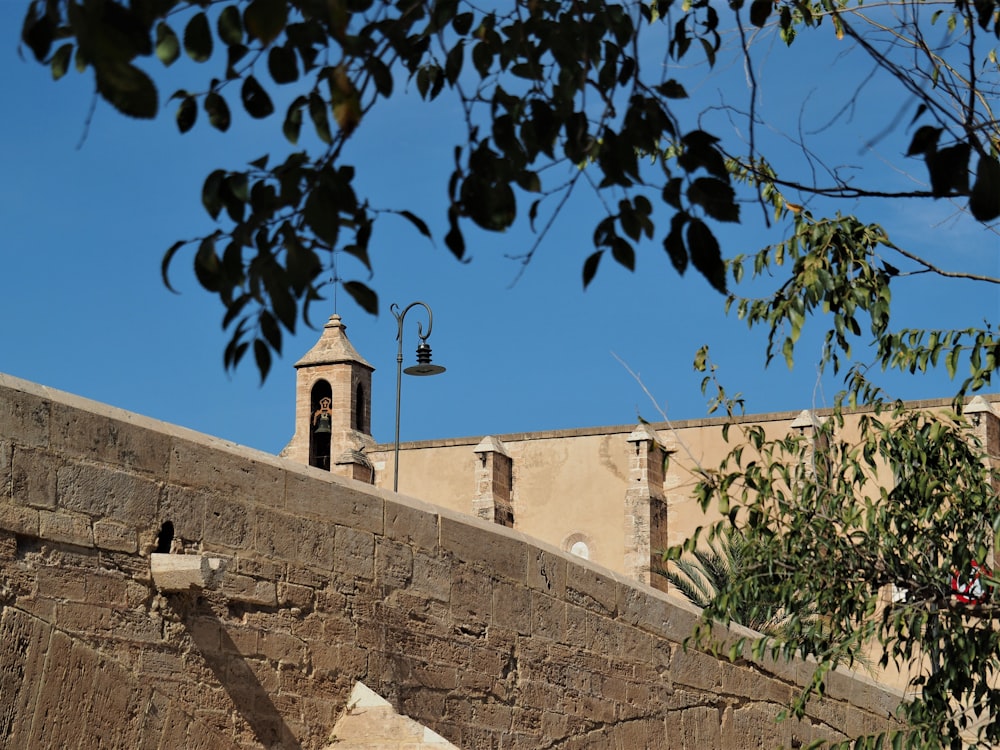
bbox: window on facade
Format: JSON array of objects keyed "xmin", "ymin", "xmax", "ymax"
[{"xmin": 354, "ymin": 383, "xmax": 366, "ymax": 432}]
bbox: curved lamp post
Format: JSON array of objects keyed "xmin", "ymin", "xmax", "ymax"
[{"xmin": 392, "ymin": 301, "xmax": 446, "ymax": 491}]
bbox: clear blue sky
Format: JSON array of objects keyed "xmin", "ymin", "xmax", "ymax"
[{"xmin": 1, "ymin": 4, "xmax": 997, "ymax": 455}]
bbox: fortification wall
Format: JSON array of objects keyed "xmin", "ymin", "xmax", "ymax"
[{"xmin": 0, "ymin": 373, "xmax": 902, "ymax": 749}]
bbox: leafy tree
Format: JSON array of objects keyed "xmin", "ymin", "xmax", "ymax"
[
  {"xmin": 657, "ymin": 525, "xmax": 876, "ymax": 674},
  {"xmin": 655, "ymin": 527, "xmax": 787, "ymax": 632},
  {"xmin": 19, "ymin": 0, "xmax": 998, "ymax": 377},
  {"xmin": 18, "ymin": 0, "xmax": 1000, "ymax": 746}
]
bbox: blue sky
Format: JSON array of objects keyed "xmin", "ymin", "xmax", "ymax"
[{"xmin": 1, "ymin": 4, "xmax": 997, "ymax": 455}]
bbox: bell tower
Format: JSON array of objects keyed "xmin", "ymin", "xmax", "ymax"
[{"xmin": 281, "ymin": 314, "xmax": 375, "ymax": 482}]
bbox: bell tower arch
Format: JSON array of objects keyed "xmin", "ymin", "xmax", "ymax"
[{"xmin": 281, "ymin": 314, "xmax": 375, "ymax": 482}]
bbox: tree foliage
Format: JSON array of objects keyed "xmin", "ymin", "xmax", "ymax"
[
  {"xmin": 19, "ymin": 0, "xmax": 1000, "ymax": 745},
  {"xmin": 21, "ymin": 0, "xmax": 999, "ymax": 378},
  {"xmin": 671, "ymin": 368, "xmax": 998, "ymax": 749}
]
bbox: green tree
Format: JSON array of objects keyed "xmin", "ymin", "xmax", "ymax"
[
  {"xmin": 18, "ymin": 0, "xmax": 998, "ymax": 375},
  {"xmin": 655, "ymin": 527, "xmax": 785, "ymax": 631},
  {"xmin": 19, "ymin": 0, "xmax": 1000, "ymax": 746}
]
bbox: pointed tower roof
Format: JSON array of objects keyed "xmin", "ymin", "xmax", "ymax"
[{"xmin": 295, "ymin": 314, "xmax": 373, "ymax": 371}]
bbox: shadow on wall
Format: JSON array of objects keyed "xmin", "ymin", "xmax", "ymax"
[{"xmin": 179, "ymin": 594, "xmax": 301, "ymax": 750}]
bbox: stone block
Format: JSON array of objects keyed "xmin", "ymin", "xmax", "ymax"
[
  {"xmin": 0, "ymin": 383, "xmax": 49, "ymax": 449},
  {"xmin": 25, "ymin": 632, "xmax": 98, "ymax": 747},
  {"xmin": 0, "ymin": 608, "xmax": 52, "ymax": 746},
  {"xmin": 0, "ymin": 439, "xmax": 10, "ymax": 502},
  {"xmin": 277, "ymin": 581, "xmax": 315, "ymax": 610},
  {"xmin": 235, "ymin": 555, "xmax": 285, "ymax": 580},
  {"xmin": 38, "ymin": 509, "xmax": 93, "ymax": 547},
  {"xmin": 410, "ymin": 552, "xmax": 451, "ymax": 603},
  {"xmin": 254, "ymin": 507, "xmax": 300, "ymax": 561},
  {"xmin": 385, "ymin": 499, "xmax": 440, "ymax": 551},
  {"xmin": 286, "ymin": 471, "xmax": 384, "ymax": 534},
  {"xmin": 93, "ymin": 518, "xmax": 137, "ymax": 552},
  {"xmin": 11, "ymin": 446, "xmax": 58, "ymax": 509},
  {"xmin": 82, "ymin": 656, "xmax": 147, "ymax": 749},
  {"xmin": 333, "ymin": 525, "xmax": 374, "ymax": 579},
  {"xmin": 528, "ymin": 549, "xmax": 567, "ymax": 598},
  {"xmin": 492, "ymin": 579, "xmax": 531, "ymax": 635},
  {"xmin": 565, "ymin": 562, "xmax": 617, "ymax": 616},
  {"xmin": 159, "ymin": 484, "xmax": 207, "ymax": 547},
  {"xmin": 223, "ymin": 574, "xmax": 277, "ymax": 607},
  {"xmin": 151, "ymin": 553, "xmax": 227, "ymax": 592},
  {"xmin": 169, "ymin": 436, "xmax": 258, "ymax": 497},
  {"xmin": 50, "ymin": 402, "xmax": 171, "ymax": 476},
  {"xmin": 292, "ymin": 515, "xmax": 337, "ymax": 569},
  {"xmin": 0, "ymin": 502, "xmax": 39, "ymax": 537},
  {"xmin": 258, "ymin": 630, "xmax": 307, "ymax": 666},
  {"xmin": 0, "ymin": 528, "xmax": 14, "ymax": 560},
  {"xmin": 204, "ymin": 497, "xmax": 254, "ymax": 550},
  {"xmin": 440, "ymin": 515, "xmax": 526, "ymax": 583},
  {"xmin": 530, "ymin": 590, "xmax": 565, "ymax": 641},
  {"xmin": 451, "ymin": 569, "xmax": 492, "ymax": 625},
  {"xmin": 57, "ymin": 461, "xmax": 160, "ymax": 525},
  {"xmin": 375, "ymin": 537, "xmax": 413, "ymax": 588}
]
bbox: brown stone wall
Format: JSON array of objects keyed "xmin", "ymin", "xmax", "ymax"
[{"xmin": 0, "ymin": 373, "xmax": 902, "ymax": 749}]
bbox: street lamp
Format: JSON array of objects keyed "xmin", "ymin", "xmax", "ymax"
[{"xmin": 392, "ymin": 301, "xmax": 445, "ymax": 491}]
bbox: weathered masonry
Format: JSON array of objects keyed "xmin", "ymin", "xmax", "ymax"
[{"xmin": 0, "ymin": 373, "xmax": 902, "ymax": 748}]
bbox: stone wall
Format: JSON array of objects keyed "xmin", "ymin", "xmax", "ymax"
[{"xmin": 0, "ymin": 373, "xmax": 902, "ymax": 749}]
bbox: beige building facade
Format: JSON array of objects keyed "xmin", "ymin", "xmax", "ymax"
[{"xmin": 282, "ymin": 314, "xmax": 1000, "ymax": 594}]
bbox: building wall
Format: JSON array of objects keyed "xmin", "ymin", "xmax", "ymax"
[
  {"xmin": 0, "ymin": 372, "xmax": 903, "ymax": 749},
  {"xmin": 372, "ymin": 398, "xmax": 1000, "ymax": 577}
]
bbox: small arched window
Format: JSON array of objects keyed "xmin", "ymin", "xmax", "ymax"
[{"xmin": 354, "ymin": 382, "xmax": 367, "ymax": 432}]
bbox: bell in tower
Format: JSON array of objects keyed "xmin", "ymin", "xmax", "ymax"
[{"xmin": 281, "ymin": 314, "xmax": 376, "ymax": 483}]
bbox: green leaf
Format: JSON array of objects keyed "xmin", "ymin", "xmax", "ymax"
[
  {"xmin": 241, "ymin": 75, "xmax": 275, "ymax": 118},
  {"xmin": 611, "ymin": 238, "xmax": 635, "ymax": 271},
  {"xmin": 202, "ymin": 169, "xmax": 226, "ymax": 220},
  {"xmin": 194, "ymin": 236, "xmax": 221, "ymax": 292},
  {"xmin": 161, "ymin": 239, "xmax": 187, "ymax": 293},
  {"xmin": 308, "ymin": 92, "xmax": 332, "ymax": 144},
  {"xmin": 184, "ymin": 12, "xmax": 213, "ymax": 63},
  {"xmin": 22, "ymin": 8, "xmax": 54, "ymax": 62},
  {"xmin": 343, "ymin": 280, "xmax": 379, "ymax": 315},
  {"xmin": 304, "ymin": 187, "xmax": 339, "ymax": 246},
  {"xmin": 445, "ymin": 208, "xmax": 466, "ymax": 260},
  {"xmin": 397, "ymin": 210, "xmax": 432, "ymax": 238},
  {"xmin": 367, "ymin": 57, "xmax": 393, "ymax": 97},
  {"xmin": 95, "ymin": 61, "xmax": 159, "ymax": 119},
  {"xmin": 283, "ymin": 100, "xmax": 303, "ymax": 144},
  {"xmin": 268, "ymin": 44, "xmax": 298, "ymax": 84},
  {"xmin": 205, "ymin": 91, "xmax": 232, "ymax": 131},
  {"xmin": 453, "ymin": 12, "xmax": 474, "ymax": 35},
  {"xmin": 749, "ymin": 0, "xmax": 771, "ymax": 27},
  {"xmin": 176, "ymin": 95, "xmax": 197, "ymax": 133},
  {"xmin": 656, "ymin": 80, "xmax": 688, "ymax": 98},
  {"xmin": 583, "ymin": 250, "xmax": 603, "ymax": 288},
  {"xmin": 664, "ymin": 212, "xmax": 689, "ymax": 275},
  {"xmin": 688, "ymin": 177, "xmax": 740, "ymax": 222},
  {"xmin": 254, "ymin": 338, "xmax": 272, "ymax": 382},
  {"xmin": 445, "ymin": 42, "xmax": 464, "ymax": 85},
  {"xmin": 155, "ymin": 22, "xmax": 180, "ymax": 66},
  {"xmin": 50, "ymin": 43, "xmax": 72, "ymax": 80},
  {"xmin": 969, "ymin": 155, "xmax": 1000, "ymax": 222},
  {"xmin": 217, "ymin": 6, "xmax": 243, "ymax": 46},
  {"xmin": 687, "ymin": 217, "xmax": 727, "ymax": 293},
  {"xmin": 244, "ymin": 0, "xmax": 288, "ymax": 46}
]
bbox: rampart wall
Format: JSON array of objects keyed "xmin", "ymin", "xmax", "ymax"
[{"xmin": 0, "ymin": 373, "xmax": 902, "ymax": 748}]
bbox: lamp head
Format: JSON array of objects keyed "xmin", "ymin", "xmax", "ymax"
[{"xmin": 404, "ymin": 342, "xmax": 446, "ymax": 376}]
